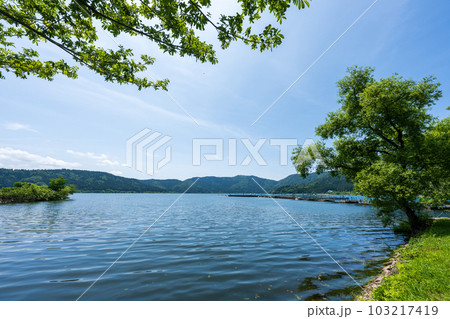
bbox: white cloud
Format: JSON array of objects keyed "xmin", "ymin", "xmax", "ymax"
[
  {"xmin": 66, "ymin": 150, "xmax": 122, "ymax": 167},
  {"xmin": 3, "ymin": 122, "xmax": 38, "ymax": 133},
  {"xmin": 109, "ymin": 170, "xmax": 123, "ymax": 176},
  {"xmin": 0, "ymin": 147, "xmax": 81, "ymax": 168}
]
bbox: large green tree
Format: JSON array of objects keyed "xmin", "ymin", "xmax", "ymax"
[
  {"xmin": 292, "ymin": 66, "xmax": 449, "ymax": 233},
  {"xmin": 0, "ymin": 0, "xmax": 310, "ymax": 89}
]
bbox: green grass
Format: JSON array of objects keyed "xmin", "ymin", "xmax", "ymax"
[{"xmin": 371, "ymin": 219, "xmax": 450, "ymax": 301}]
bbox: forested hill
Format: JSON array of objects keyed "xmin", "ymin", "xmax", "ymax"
[
  {"xmin": 0, "ymin": 169, "xmax": 353, "ymax": 193},
  {"xmin": 0, "ymin": 169, "xmax": 164, "ymax": 193},
  {"xmin": 271, "ymin": 174, "xmax": 353, "ymax": 194},
  {"xmin": 140, "ymin": 175, "xmax": 277, "ymax": 193}
]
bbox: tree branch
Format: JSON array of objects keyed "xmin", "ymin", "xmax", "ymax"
[
  {"xmin": 75, "ymin": 0, "xmax": 181, "ymax": 50},
  {"xmin": 0, "ymin": 8, "xmax": 152, "ymax": 88},
  {"xmin": 366, "ymin": 122, "xmax": 400, "ymax": 149},
  {"xmin": 188, "ymin": 0, "xmax": 258, "ymax": 44},
  {"xmin": 0, "ymin": 8, "xmax": 81, "ymax": 61},
  {"xmin": 384, "ymin": 105, "xmax": 405, "ymax": 148}
]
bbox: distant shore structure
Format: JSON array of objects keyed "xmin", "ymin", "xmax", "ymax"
[
  {"xmin": 228, "ymin": 194, "xmax": 369, "ymax": 205},
  {"xmin": 228, "ymin": 194, "xmax": 450, "ymax": 211}
]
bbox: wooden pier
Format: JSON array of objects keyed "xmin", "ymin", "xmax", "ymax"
[
  {"xmin": 228, "ymin": 194, "xmax": 450, "ymax": 212},
  {"xmin": 227, "ymin": 194, "xmax": 370, "ymax": 205}
]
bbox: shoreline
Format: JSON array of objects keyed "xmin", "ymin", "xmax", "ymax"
[
  {"xmin": 0, "ymin": 198, "xmax": 69, "ymax": 205},
  {"xmin": 356, "ymin": 245, "xmax": 406, "ymax": 300},
  {"xmin": 356, "ymin": 218, "xmax": 449, "ymax": 301}
]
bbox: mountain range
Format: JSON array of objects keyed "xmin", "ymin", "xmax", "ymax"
[{"xmin": 0, "ymin": 168, "xmax": 353, "ymax": 194}]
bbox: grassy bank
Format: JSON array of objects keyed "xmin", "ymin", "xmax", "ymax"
[{"xmin": 361, "ymin": 218, "xmax": 450, "ymax": 301}]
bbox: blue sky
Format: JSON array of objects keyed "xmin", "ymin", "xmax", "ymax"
[{"xmin": 1, "ymin": 0, "xmax": 449, "ymax": 180}]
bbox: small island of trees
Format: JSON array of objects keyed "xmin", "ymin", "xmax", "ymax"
[{"xmin": 0, "ymin": 176, "xmax": 76, "ymax": 204}]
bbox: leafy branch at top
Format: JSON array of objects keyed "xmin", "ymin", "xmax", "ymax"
[{"xmin": 0, "ymin": 0, "xmax": 311, "ymax": 90}]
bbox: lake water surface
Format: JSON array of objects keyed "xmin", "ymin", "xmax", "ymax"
[{"xmin": 0, "ymin": 193, "xmax": 405, "ymax": 300}]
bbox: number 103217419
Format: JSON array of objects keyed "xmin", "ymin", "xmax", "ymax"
[{"xmin": 368, "ymin": 305, "xmax": 439, "ymax": 316}]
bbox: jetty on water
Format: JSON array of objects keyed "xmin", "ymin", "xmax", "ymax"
[{"xmin": 228, "ymin": 194, "xmax": 370, "ymax": 205}]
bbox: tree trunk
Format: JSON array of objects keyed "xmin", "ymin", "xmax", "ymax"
[{"xmin": 403, "ymin": 206, "xmax": 422, "ymax": 233}]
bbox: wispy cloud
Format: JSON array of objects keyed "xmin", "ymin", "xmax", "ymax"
[
  {"xmin": 66, "ymin": 150, "xmax": 122, "ymax": 167},
  {"xmin": 70, "ymin": 78, "xmax": 249, "ymax": 138},
  {"xmin": 109, "ymin": 170, "xmax": 123, "ymax": 176},
  {"xmin": 72, "ymin": 78, "xmax": 202, "ymax": 125},
  {"xmin": 3, "ymin": 122, "xmax": 38, "ymax": 133},
  {"xmin": 0, "ymin": 147, "xmax": 81, "ymax": 168}
]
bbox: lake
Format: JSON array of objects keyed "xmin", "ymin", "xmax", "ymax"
[{"xmin": 0, "ymin": 193, "xmax": 405, "ymax": 301}]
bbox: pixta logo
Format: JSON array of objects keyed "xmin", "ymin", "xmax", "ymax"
[
  {"xmin": 192, "ymin": 138, "xmax": 298, "ymax": 166},
  {"xmin": 126, "ymin": 129, "xmax": 321, "ymax": 176},
  {"xmin": 126, "ymin": 128, "xmax": 172, "ymax": 176}
]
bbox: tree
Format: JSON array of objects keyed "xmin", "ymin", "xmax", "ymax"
[
  {"xmin": 292, "ymin": 66, "xmax": 449, "ymax": 233},
  {"xmin": 0, "ymin": 0, "xmax": 311, "ymax": 90},
  {"xmin": 48, "ymin": 176, "xmax": 67, "ymax": 191},
  {"xmin": 1, "ymin": 177, "xmax": 75, "ymax": 203}
]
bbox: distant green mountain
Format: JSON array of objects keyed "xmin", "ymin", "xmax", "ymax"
[
  {"xmin": 0, "ymin": 169, "xmax": 353, "ymax": 194},
  {"xmin": 272, "ymin": 173, "xmax": 325, "ymax": 189},
  {"xmin": 141, "ymin": 175, "xmax": 277, "ymax": 193},
  {"xmin": 272, "ymin": 172, "xmax": 353, "ymax": 194},
  {"xmin": 0, "ymin": 169, "xmax": 164, "ymax": 193},
  {"xmin": 177, "ymin": 176, "xmax": 277, "ymax": 193}
]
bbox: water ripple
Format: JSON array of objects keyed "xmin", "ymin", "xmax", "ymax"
[{"xmin": 0, "ymin": 193, "xmax": 406, "ymax": 300}]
